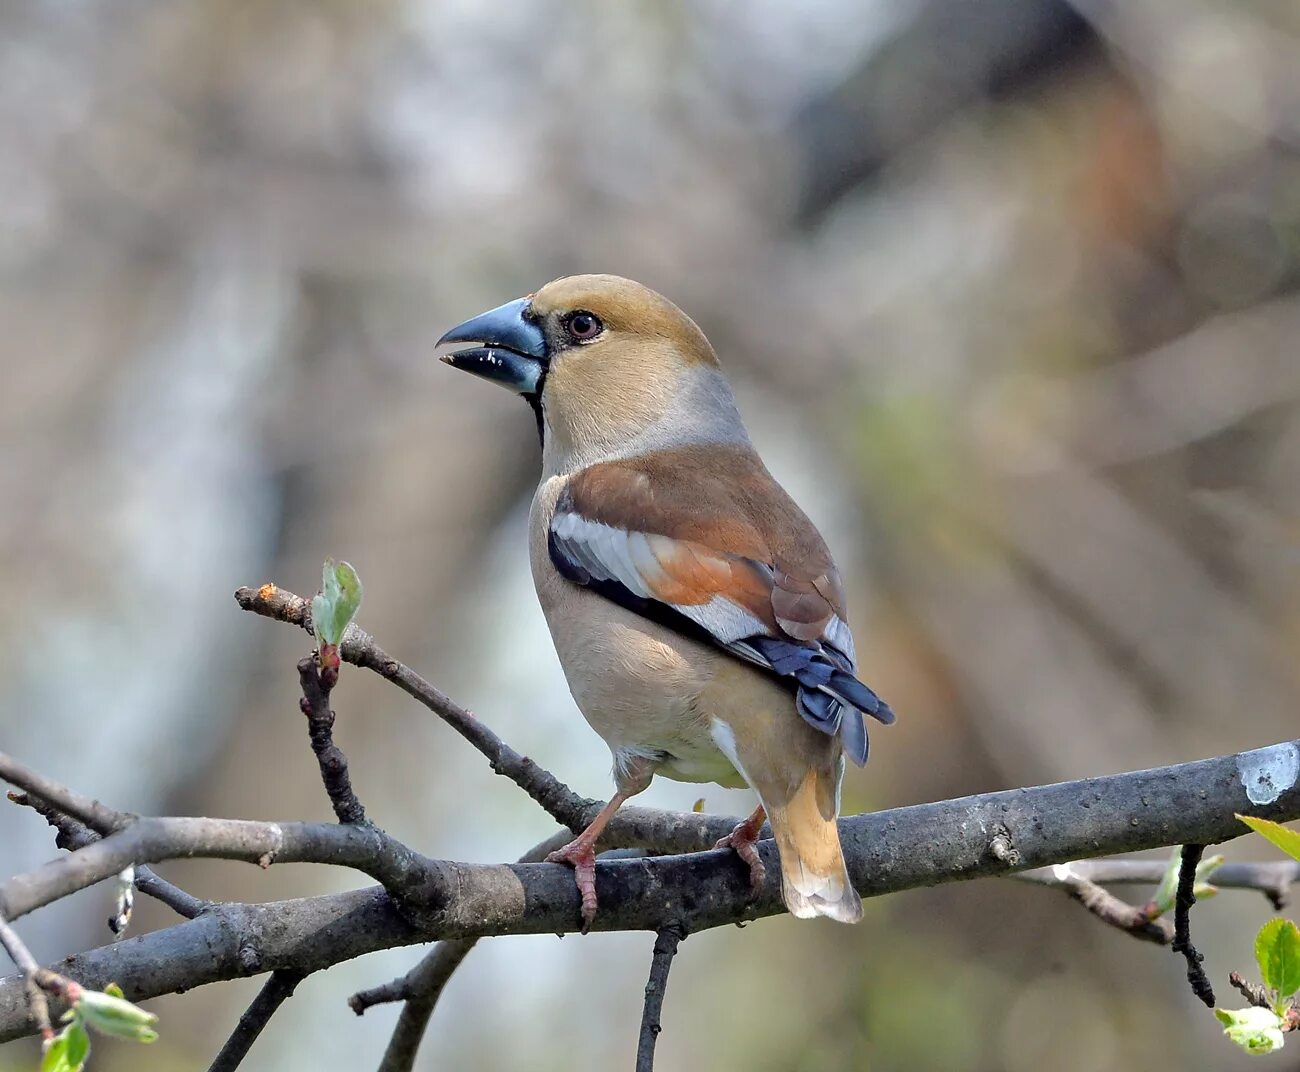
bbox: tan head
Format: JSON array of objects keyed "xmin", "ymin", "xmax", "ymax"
[{"xmin": 438, "ymin": 274, "xmax": 748, "ymax": 472}]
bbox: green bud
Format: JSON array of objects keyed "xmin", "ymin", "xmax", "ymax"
[
  {"xmin": 76, "ymin": 988, "xmax": 159, "ymax": 1043},
  {"xmin": 1215, "ymin": 1006, "xmax": 1286, "ymax": 1055}
]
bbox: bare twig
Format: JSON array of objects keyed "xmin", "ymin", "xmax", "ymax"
[
  {"xmin": 1016, "ymin": 864, "xmax": 1173, "ymax": 943},
  {"xmin": 636, "ymin": 925, "xmax": 686, "ymax": 1072},
  {"xmin": 1015, "ymin": 858, "xmax": 1300, "ymax": 910},
  {"xmin": 206, "ymin": 970, "xmax": 305, "ymax": 1072},
  {"xmin": 9, "ymin": 791, "xmax": 210, "ymax": 920},
  {"xmin": 1172, "ymin": 844, "xmax": 1216, "ymax": 1008},
  {"xmin": 297, "ymin": 654, "xmax": 367, "ymax": 825},
  {"xmin": 0, "ymin": 916, "xmax": 52, "ymax": 1042},
  {"xmin": 1229, "ymin": 971, "xmax": 1273, "ymax": 1009},
  {"xmin": 0, "ymin": 755, "xmax": 125, "ymax": 834},
  {"xmin": 372, "ymin": 941, "xmax": 478, "ymax": 1072},
  {"xmin": 236, "ymin": 585, "xmax": 593, "ymax": 832}
]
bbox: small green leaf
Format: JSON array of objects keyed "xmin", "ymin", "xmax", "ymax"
[
  {"xmin": 76, "ymin": 988, "xmax": 158, "ymax": 1043},
  {"xmin": 41, "ymin": 1020, "xmax": 90, "ymax": 1072},
  {"xmin": 1238, "ymin": 815, "xmax": 1300, "ymax": 863},
  {"xmin": 310, "ymin": 559, "xmax": 363, "ymax": 647},
  {"xmin": 103, "ymin": 983, "xmax": 124, "ymax": 999},
  {"xmin": 1150, "ymin": 848, "xmax": 1181, "ymax": 917},
  {"xmin": 1215, "ymin": 1006, "xmax": 1287, "ymax": 1055},
  {"xmin": 1256, "ymin": 919, "xmax": 1300, "ymax": 1000}
]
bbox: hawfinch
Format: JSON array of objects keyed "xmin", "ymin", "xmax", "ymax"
[{"xmin": 439, "ymin": 275, "xmax": 893, "ymax": 926}]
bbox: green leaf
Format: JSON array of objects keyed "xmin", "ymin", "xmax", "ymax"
[
  {"xmin": 1238, "ymin": 815, "xmax": 1300, "ymax": 863},
  {"xmin": 103, "ymin": 983, "xmax": 124, "ymax": 999},
  {"xmin": 310, "ymin": 559, "xmax": 363, "ymax": 647},
  {"xmin": 1215, "ymin": 1006, "xmax": 1287, "ymax": 1055},
  {"xmin": 1256, "ymin": 918, "xmax": 1300, "ymax": 1000},
  {"xmin": 76, "ymin": 988, "xmax": 158, "ymax": 1043},
  {"xmin": 1149, "ymin": 848, "xmax": 1181, "ymax": 917},
  {"xmin": 41, "ymin": 1020, "xmax": 90, "ymax": 1072}
]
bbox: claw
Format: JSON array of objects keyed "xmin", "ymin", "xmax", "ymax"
[
  {"xmin": 715, "ymin": 809, "xmax": 767, "ymax": 898},
  {"xmin": 546, "ymin": 838, "xmax": 599, "ymax": 931}
]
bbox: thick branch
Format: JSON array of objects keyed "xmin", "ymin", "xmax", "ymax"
[
  {"xmin": 3, "ymin": 739, "xmax": 1299, "ymax": 1040},
  {"xmin": 353, "ymin": 831, "xmax": 573, "ymax": 1072},
  {"xmin": 236, "ymin": 585, "xmax": 592, "ymax": 832}
]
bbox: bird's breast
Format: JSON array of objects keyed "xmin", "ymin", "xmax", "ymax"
[{"xmin": 528, "ymin": 477, "xmax": 728, "ymax": 767}]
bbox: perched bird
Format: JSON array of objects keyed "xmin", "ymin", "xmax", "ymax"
[{"xmin": 438, "ymin": 275, "xmax": 893, "ymax": 926}]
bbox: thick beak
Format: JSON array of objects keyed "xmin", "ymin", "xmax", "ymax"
[{"xmin": 437, "ymin": 297, "xmax": 547, "ymax": 396}]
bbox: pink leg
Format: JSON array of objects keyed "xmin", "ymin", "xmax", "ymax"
[
  {"xmin": 714, "ymin": 804, "xmax": 767, "ymax": 897},
  {"xmin": 546, "ymin": 759, "xmax": 654, "ymax": 931},
  {"xmin": 546, "ymin": 792, "xmax": 633, "ymax": 931}
]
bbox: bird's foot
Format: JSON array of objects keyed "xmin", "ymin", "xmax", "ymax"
[
  {"xmin": 546, "ymin": 836, "xmax": 599, "ymax": 932},
  {"xmin": 714, "ymin": 809, "xmax": 766, "ymax": 898}
]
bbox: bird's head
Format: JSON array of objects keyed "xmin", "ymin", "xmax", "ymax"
[{"xmin": 438, "ymin": 274, "xmax": 743, "ymax": 469}]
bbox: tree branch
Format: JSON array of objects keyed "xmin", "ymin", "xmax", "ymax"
[
  {"xmin": 235, "ymin": 585, "xmax": 594, "ymax": 832},
  {"xmin": 1172, "ymin": 844, "xmax": 1216, "ymax": 1007},
  {"xmin": 9, "ymin": 791, "xmax": 209, "ymax": 920},
  {"xmin": 3, "ymin": 738, "xmax": 1298, "ymax": 1040},
  {"xmin": 1015, "ymin": 863, "xmax": 1173, "ymax": 943},
  {"xmin": 206, "ymin": 970, "xmax": 305, "ymax": 1072},
  {"xmin": 636, "ymin": 925, "xmax": 685, "ymax": 1072},
  {"xmin": 297, "ymin": 653, "xmax": 367, "ymax": 826},
  {"xmin": 0, "ymin": 799, "xmax": 435, "ymax": 923}
]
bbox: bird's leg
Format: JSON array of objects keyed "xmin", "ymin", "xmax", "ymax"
[
  {"xmin": 546, "ymin": 759, "xmax": 653, "ymax": 931},
  {"xmin": 714, "ymin": 804, "xmax": 768, "ymax": 897}
]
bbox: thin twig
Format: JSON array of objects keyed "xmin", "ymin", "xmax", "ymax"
[
  {"xmin": 236, "ymin": 585, "xmax": 593, "ymax": 832},
  {"xmin": 1015, "ymin": 858, "xmax": 1300, "ymax": 910},
  {"xmin": 373, "ymin": 942, "xmax": 478, "ymax": 1072},
  {"xmin": 636, "ymin": 925, "xmax": 686, "ymax": 1071},
  {"xmin": 297, "ymin": 655, "xmax": 367, "ymax": 825},
  {"xmin": 9, "ymin": 791, "xmax": 209, "ymax": 920},
  {"xmin": 0, "ymin": 917, "xmax": 51, "ymax": 1042},
  {"xmin": 1016, "ymin": 864, "xmax": 1172, "ymax": 943},
  {"xmin": 206, "ymin": 970, "xmax": 305, "ymax": 1072},
  {"xmin": 1172, "ymin": 844, "xmax": 1215, "ymax": 1007},
  {"xmin": 0, "ymin": 755, "xmax": 125, "ymax": 834},
  {"xmin": 1229, "ymin": 971, "xmax": 1273, "ymax": 1009}
]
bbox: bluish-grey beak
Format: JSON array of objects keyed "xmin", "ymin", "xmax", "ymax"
[{"xmin": 437, "ymin": 297, "xmax": 547, "ymax": 396}]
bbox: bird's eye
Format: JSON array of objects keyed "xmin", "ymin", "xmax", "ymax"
[{"xmin": 564, "ymin": 311, "xmax": 603, "ymax": 342}]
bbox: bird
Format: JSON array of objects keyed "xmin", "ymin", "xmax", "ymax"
[{"xmin": 438, "ymin": 275, "xmax": 894, "ymax": 927}]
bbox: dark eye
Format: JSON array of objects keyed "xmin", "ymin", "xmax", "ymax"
[{"xmin": 564, "ymin": 310, "xmax": 603, "ymax": 342}]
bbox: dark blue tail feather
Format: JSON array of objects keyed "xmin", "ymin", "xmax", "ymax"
[{"xmin": 749, "ymin": 636, "xmax": 893, "ymax": 766}]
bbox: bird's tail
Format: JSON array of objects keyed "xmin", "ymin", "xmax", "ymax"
[{"xmin": 766, "ymin": 767, "xmax": 863, "ymax": 924}]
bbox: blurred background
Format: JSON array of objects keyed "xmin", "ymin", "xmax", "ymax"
[{"xmin": 2, "ymin": 0, "xmax": 1299, "ymax": 1068}]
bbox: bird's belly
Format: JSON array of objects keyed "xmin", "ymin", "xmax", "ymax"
[{"xmin": 536, "ymin": 570, "xmax": 745, "ymax": 787}]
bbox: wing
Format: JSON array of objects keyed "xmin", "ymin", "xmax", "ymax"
[{"xmin": 548, "ymin": 448, "xmax": 894, "ymax": 765}]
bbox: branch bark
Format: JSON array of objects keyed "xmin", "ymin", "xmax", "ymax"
[
  {"xmin": 3, "ymin": 738, "xmax": 1299, "ymax": 1041},
  {"xmin": 636, "ymin": 925, "xmax": 685, "ymax": 1071}
]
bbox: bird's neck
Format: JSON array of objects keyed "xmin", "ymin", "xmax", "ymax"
[{"xmin": 540, "ymin": 364, "xmax": 752, "ymax": 478}]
